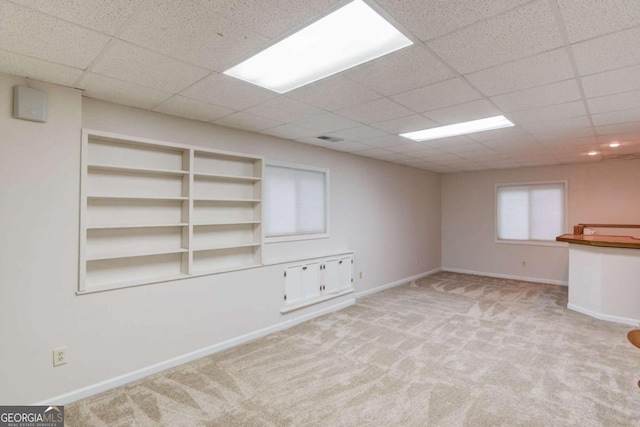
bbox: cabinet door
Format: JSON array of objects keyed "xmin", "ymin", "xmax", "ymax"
[
  {"xmin": 323, "ymin": 259, "xmax": 340, "ymax": 294},
  {"xmin": 285, "ymin": 265, "xmax": 303, "ymax": 305},
  {"xmin": 338, "ymin": 256, "xmax": 353, "ymax": 291},
  {"xmin": 302, "ymin": 262, "xmax": 321, "ymax": 300}
]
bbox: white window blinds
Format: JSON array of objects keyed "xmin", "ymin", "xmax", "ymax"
[
  {"xmin": 496, "ymin": 182, "xmax": 565, "ymax": 241},
  {"xmin": 264, "ymin": 165, "xmax": 326, "ymax": 237}
]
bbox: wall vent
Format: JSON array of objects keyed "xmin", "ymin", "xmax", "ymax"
[
  {"xmin": 317, "ymin": 135, "xmax": 344, "ymax": 143},
  {"xmin": 603, "ymin": 153, "xmax": 640, "ymax": 161}
]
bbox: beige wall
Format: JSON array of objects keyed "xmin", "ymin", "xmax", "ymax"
[
  {"xmin": 442, "ymin": 160, "xmax": 640, "ymax": 284},
  {"xmin": 0, "ymin": 73, "xmax": 441, "ymax": 404}
]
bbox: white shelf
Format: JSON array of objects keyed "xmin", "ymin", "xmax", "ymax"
[
  {"xmin": 87, "ymin": 248, "xmax": 188, "ymax": 261},
  {"xmin": 193, "ymin": 242, "xmax": 260, "ymax": 252},
  {"xmin": 194, "ymin": 172, "xmax": 260, "ymax": 182},
  {"xmin": 192, "ymin": 263, "xmax": 262, "ymax": 276},
  {"xmin": 88, "ymin": 163, "xmax": 188, "ymax": 176},
  {"xmin": 193, "ymin": 221, "xmax": 260, "ymax": 227},
  {"xmin": 80, "ymin": 129, "xmax": 264, "ymax": 293},
  {"xmin": 193, "ymin": 198, "xmax": 261, "ymax": 203},
  {"xmin": 88, "ymin": 195, "xmax": 188, "ymax": 201},
  {"xmin": 87, "ymin": 223, "xmax": 188, "ymax": 230},
  {"xmin": 79, "ymin": 273, "xmax": 190, "ymax": 294}
]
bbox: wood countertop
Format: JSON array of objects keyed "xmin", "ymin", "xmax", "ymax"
[{"xmin": 556, "ymin": 234, "xmax": 640, "ymax": 249}]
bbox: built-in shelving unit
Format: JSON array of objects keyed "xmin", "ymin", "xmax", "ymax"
[{"xmin": 79, "ymin": 129, "xmax": 264, "ymax": 293}]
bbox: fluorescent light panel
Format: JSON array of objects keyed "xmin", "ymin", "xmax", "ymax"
[
  {"xmin": 400, "ymin": 115, "xmax": 515, "ymax": 142},
  {"xmin": 223, "ymin": 0, "xmax": 413, "ymax": 93}
]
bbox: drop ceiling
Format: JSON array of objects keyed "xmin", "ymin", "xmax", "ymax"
[{"xmin": 2, "ymin": 0, "xmax": 640, "ymax": 173}]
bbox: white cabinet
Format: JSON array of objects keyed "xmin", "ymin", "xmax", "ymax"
[
  {"xmin": 79, "ymin": 129, "xmax": 264, "ymax": 293},
  {"xmin": 323, "ymin": 255, "xmax": 353, "ymax": 295},
  {"xmin": 283, "ymin": 253, "xmax": 354, "ymax": 310},
  {"xmin": 284, "ymin": 261, "xmax": 321, "ymax": 304}
]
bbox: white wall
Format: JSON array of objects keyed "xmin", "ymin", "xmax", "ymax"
[
  {"xmin": 0, "ymin": 73, "xmax": 441, "ymax": 404},
  {"xmin": 441, "ymin": 160, "xmax": 640, "ymax": 284}
]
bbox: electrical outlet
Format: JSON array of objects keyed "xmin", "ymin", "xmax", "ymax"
[
  {"xmin": 522, "ymin": 261, "xmax": 526, "ymax": 267},
  {"xmin": 53, "ymin": 347, "xmax": 67, "ymax": 367},
  {"xmin": 415, "ymin": 258, "xmax": 419, "ymax": 265},
  {"xmin": 359, "ymin": 271, "xmax": 363, "ymax": 279}
]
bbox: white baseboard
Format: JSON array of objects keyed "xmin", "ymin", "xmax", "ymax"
[
  {"xmin": 441, "ymin": 267, "xmax": 568, "ymax": 286},
  {"xmin": 35, "ymin": 298, "xmax": 355, "ymax": 406},
  {"xmin": 354, "ymin": 268, "xmax": 442, "ymax": 299},
  {"xmin": 567, "ymin": 303, "xmax": 640, "ymax": 327}
]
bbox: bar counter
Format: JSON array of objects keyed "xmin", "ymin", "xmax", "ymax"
[{"xmin": 558, "ymin": 228, "xmax": 640, "ymax": 326}]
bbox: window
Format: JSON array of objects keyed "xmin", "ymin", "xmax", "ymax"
[
  {"xmin": 264, "ymin": 162, "xmax": 329, "ymax": 241},
  {"xmin": 496, "ymin": 181, "xmax": 566, "ymax": 243}
]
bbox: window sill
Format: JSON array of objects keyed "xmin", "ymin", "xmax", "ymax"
[
  {"xmin": 495, "ymin": 239, "xmax": 568, "ymax": 248},
  {"xmin": 265, "ymin": 233, "xmax": 329, "ymax": 244}
]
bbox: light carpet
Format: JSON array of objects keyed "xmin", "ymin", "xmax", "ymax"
[{"xmin": 66, "ymin": 272, "xmax": 640, "ymax": 426}]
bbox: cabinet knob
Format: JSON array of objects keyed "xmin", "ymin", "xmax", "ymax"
[{"xmin": 302, "ymin": 266, "xmax": 307, "ymax": 270}]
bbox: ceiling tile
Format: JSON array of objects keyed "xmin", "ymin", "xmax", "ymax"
[
  {"xmin": 375, "ymin": 0, "xmax": 529, "ymax": 41},
  {"xmin": 572, "ymin": 26, "xmax": 640, "ymax": 76},
  {"xmin": 78, "ymin": 73, "xmax": 172, "ymax": 109},
  {"xmin": 391, "ymin": 78, "xmax": 482, "ymax": 113},
  {"xmin": 0, "ymin": 1, "xmax": 110, "ymax": 69},
  {"xmin": 370, "ymin": 151, "xmax": 412, "ymax": 162},
  {"xmin": 355, "ymin": 148, "xmax": 407, "ymax": 161},
  {"xmin": 260, "ymin": 124, "xmax": 317, "ymax": 140},
  {"xmin": 92, "ymin": 40, "xmax": 210, "ymax": 93},
  {"xmin": 11, "ymin": 0, "xmax": 144, "ymax": 36},
  {"xmin": 0, "ymin": 49, "xmax": 83, "ymax": 87},
  {"xmin": 507, "ymin": 101, "xmax": 587, "ymax": 125},
  {"xmin": 533, "ymin": 127, "xmax": 595, "ymax": 140},
  {"xmin": 521, "ymin": 115, "xmax": 592, "ymax": 134},
  {"xmin": 541, "ymin": 136, "xmax": 597, "ymax": 147},
  {"xmin": 591, "ymin": 108, "xmax": 640, "ymax": 127},
  {"xmin": 428, "ymin": 0, "xmax": 563, "ymax": 74},
  {"xmin": 596, "ymin": 121, "xmax": 640, "ymax": 136},
  {"xmin": 465, "ymin": 49, "xmax": 574, "ymax": 96},
  {"xmin": 244, "ymin": 97, "xmax": 324, "ymax": 123},
  {"xmin": 293, "ymin": 137, "xmax": 332, "ymax": 147},
  {"xmin": 212, "ymin": 112, "xmax": 282, "ymax": 132},
  {"xmin": 581, "ymin": 64, "xmax": 640, "ymax": 98},
  {"xmin": 415, "ymin": 152, "xmax": 462, "ymax": 162},
  {"xmin": 597, "ymin": 132, "xmax": 640, "ymax": 144},
  {"xmin": 181, "ymin": 73, "xmax": 276, "ymax": 110},
  {"xmin": 385, "ymin": 142, "xmax": 441, "ymax": 154},
  {"xmin": 438, "ymin": 142, "xmax": 492, "ymax": 155},
  {"xmin": 465, "ymin": 125, "xmax": 529, "ymax": 142},
  {"xmin": 558, "ymin": 0, "xmax": 640, "ymax": 43},
  {"xmin": 419, "ymin": 136, "xmax": 475, "ymax": 148},
  {"xmin": 292, "ymin": 113, "xmax": 360, "ymax": 133},
  {"xmin": 337, "ymin": 98, "xmax": 414, "ymax": 124},
  {"xmin": 587, "ymin": 90, "xmax": 640, "ymax": 115},
  {"xmin": 287, "ymin": 75, "xmax": 380, "ymax": 110},
  {"xmin": 344, "ymin": 46, "xmax": 453, "ymax": 95},
  {"xmin": 119, "ymin": 0, "xmax": 267, "ymax": 70},
  {"xmin": 153, "ymin": 95, "xmax": 232, "ymax": 122},
  {"xmin": 424, "ymin": 99, "xmax": 502, "ymax": 124},
  {"xmin": 358, "ymin": 135, "xmax": 407, "ymax": 148},
  {"xmin": 193, "ymin": 0, "xmax": 341, "ymax": 39},
  {"xmin": 370, "ymin": 115, "xmax": 438, "ymax": 134},
  {"xmin": 325, "ymin": 126, "xmax": 389, "ymax": 141},
  {"xmin": 320, "ymin": 141, "xmax": 371, "ymax": 153},
  {"xmin": 490, "ymin": 79, "xmax": 581, "ymax": 112},
  {"xmin": 480, "ymin": 134, "xmax": 538, "ymax": 148}
]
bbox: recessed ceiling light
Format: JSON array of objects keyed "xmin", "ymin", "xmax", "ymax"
[
  {"xmin": 399, "ymin": 115, "xmax": 515, "ymax": 142},
  {"xmin": 223, "ymin": 0, "xmax": 413, "ymax": 93},
  {"xmin": 587, "ymin": 151, "xmax": 599, "ymax": 156},
  {"xmin": 609, "ymin": 142, "xmax": 621, "ymax": 147}
]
